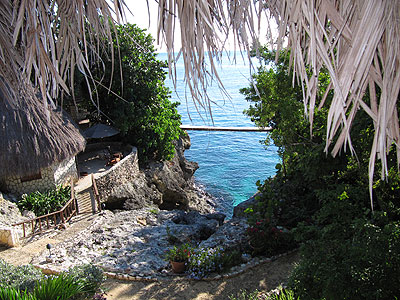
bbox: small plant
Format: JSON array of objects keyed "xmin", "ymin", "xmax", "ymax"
[
  {"xmin": 164, "ymin": 243, "xmax": 193, "ymax": 262},
  {"xmin": 0, "ymin": 259, "xmax": 43, "ymax": 292},
  {"xmin": 229, "ymin": 289, "xmax": 298, "ymax": 300},
  {"xmin": 229, "ymin": 289, "xmax": 262, "ymax": 300},
  {"xmin": 165, "ymin": 225, "xmax": 179, "ymax": 244},
  {"xmin": 149, "ymin": 208, "xmax": 159, "ymax": 215},
  {"xmin": 32, "ymin": 274, "xmax": 84, "ymax": 300},
  {"xmin": 67, "ymin": 264, "xmax": 105, "ymax": 297},
  {"xmin": 18, "ymin": 185, "xmax": 71, "ymax": 216},
  {"xmin": 93, "ymin": 292, "xmax": 108, "ymax": 300},
  {"xmin": 247, "ymin": 219, "xmax": 295, "ymax": 257},
  {"xmin": 187, "ymin": 247, "xmax": 223, "ymax": 279}
]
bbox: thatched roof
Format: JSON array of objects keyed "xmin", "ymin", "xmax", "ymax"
[{"xmin": 0, "ymin": 76, "xmax": 86, "ymax": 178}]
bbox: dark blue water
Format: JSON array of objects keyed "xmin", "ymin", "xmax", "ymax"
[{"xmin": 159, "ymin": 52, "xmax": 280, "ymax": 215}]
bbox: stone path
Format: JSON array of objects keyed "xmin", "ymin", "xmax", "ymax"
[
  {"xmin": 103, "ymin": 251, "xmax": 298, "ymax": 300},
  {"xmin": 0, "ymin": 211, "xmax": 299, "ymax": 299},
  {"xmin": 0, "ymin": 213, "xmax": 96, "ymax": 265}
]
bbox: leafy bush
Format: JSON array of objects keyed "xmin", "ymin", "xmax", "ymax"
[
  {"xmin": 73, "ymin": 23, "xmax": 182, "ymax": 162},
  {"xmin": 241, "ymin": 46, "xmax": 400, "ymax": 300},
  {"xmin": 187, "ymin": 247, "xmax": 223, "ymax": 279},
  {"xmin": 32, "ymin": 274, "xmax": 84, "ymax": 300},
  {"xmin": 0, "ymin": 287, "xmax": 35, "ymax": 300},
  {"xmin": 229, "ymin": 289, "xmax": 298, "ymax": 300},
  {"xmin": 164, "ymin": 243, "xmax": 193, "ymax": 263},
  {"xmin": 247, "ymin": 218, "xmax": 295, "ymax": 257},
  {"xmin": 0, "ymin": 261, "xmax": 104, "ymax": 300},
  {"xmin": 289, "ymin": 193, "xmax": 400, "ymax": 300},
  {"xmin": 66, "ymin": 264, "xmax": 105, "ymax": 298},
  {"xmin": 18, "ymin": 185, "xmax": 71, "ymax": 216},
  {"xmin": 0, "ymin": 259, "xmax": 43, "ymax": 292}
]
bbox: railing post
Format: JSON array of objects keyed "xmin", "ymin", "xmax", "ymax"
[{"xmin": 22, "ymin": 223, "xmax": 26, "ymax": 238}]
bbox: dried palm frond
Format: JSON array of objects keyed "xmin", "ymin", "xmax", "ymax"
[
  {"xmin": 157, "ymin": 0, "xmax": 400, "ymax": 208},
  {"xmin": 0, "ymin": 0, "xmax": 126, "ymax": 111}
]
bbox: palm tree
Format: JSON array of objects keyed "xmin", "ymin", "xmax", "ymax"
[{"xmin": 1, "ymin": 0, "xmax": 399, "ymax": 205}]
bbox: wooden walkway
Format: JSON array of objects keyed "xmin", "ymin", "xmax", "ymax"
[{"xmin": 180, "ymin": 125, "xmax": 272, "ymax": 132}]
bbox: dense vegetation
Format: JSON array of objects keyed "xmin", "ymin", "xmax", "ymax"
[
  {"xmin": 0, "ymin": 260, "xmax": 105, "ymax": 299},
  {"xmin": 241, "ymin": 48, "xmax": 400, "ymax": 300},
  {"xmin": 18, "ymin": 185, "xmax": 71, "ymax": 216},
  {"xmin": 73, "ymin": 23, "xmax": 182, "ymax": 162}
]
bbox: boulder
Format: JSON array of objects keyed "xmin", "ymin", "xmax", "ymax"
[
  {"xmin": 0, "ymin": 193, "xmax": 27, "ymax": 225},
  {"xmin": 232, "ymin": 192, "xmax": 261, "ymax": 218},
  {"xmin": 199, "ymin": 217, "xmax": 250, "ymax": 251}
]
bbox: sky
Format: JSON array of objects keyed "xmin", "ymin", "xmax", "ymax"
[{"xmin": 124, "ymin": 1, "xmax": 273, "ymax": 53}]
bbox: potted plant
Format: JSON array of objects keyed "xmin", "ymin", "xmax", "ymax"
[{"xmin": 164, "ymin": 243, "xmax": 192, "ymax": 273}]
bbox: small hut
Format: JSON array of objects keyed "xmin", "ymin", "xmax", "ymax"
[{"xmin": 0, "ymin": 77, "xmax": 86, "ymax": 195}]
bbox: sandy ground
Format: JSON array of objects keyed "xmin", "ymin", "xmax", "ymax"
[{"xmin": 103, "ymin": 252, "xmax": 299, "ymax": 300}]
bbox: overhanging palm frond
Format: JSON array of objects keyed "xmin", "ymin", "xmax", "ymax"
[
  {"xmin": 0, "ymin": 0, "xmax": 127, "ymax": 110},
  {"xmin": 157, "ymin": 0, "xmax": 400, "ymax": 207}
]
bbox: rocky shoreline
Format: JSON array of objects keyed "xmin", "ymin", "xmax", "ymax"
[{"xmin": 1, "ymin": 133, "xmax": 257, "ymax": 280}]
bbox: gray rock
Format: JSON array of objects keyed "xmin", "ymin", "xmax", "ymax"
[
  {"xmin": 233, "ymin": 192, "xmax": 261, "ymax": 218},
  {"xmin": 199, "ymin": 217, "xmax": 249, "ymax": 251},
  {"xmin": 205, "ymin": 212, "xmax": 226, "ymax": 226}
]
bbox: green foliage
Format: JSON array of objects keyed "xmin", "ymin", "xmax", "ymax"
[
  {"xmin": 18, "ymin": 185, "xmax": 71, "ymax": 216},
  {"xmin": 289, "ymin": 193, "xmax": 400, "ymax": 300},
  {"xmin": 241, "ymin": 47, "xmax": 400, "ymax": 300},
  {"xmin": 246, "ymin": 218, "xmax": 295, "ymax": 257},
  {"xmin": 229, "ymin": 289, "xmax": 298, "ymax": 300},
  {"xmin": 66, "ymin": 264, "xmax": 105, "ymax": 297},
  {"xmin": 0, "ymin": 259, "xmax": 43, "ymax": 292},
  {"xmin": 76, "ymin": 23, "xmax": 182, "ymax": 162},
  {"xmin": 0, "ymin": 287, "xmax": 36, "ymax": 300},
  {"xmin": 0, "ymin": 261, "xmax": 104, "ymax": 300},
  {"xmin": 187, "ymin": 247, "xmax": 224, "ymax": 279},
  {"xmin": 32, "ymin": 274, "xmax": 84, "ymax": 300},
  {"xmin": 164, "ymin": 243, "xmax": 193, "ymax": 263}
]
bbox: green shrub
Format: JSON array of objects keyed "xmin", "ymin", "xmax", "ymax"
[
  {"xmin": 73, "ymin": 23, "xmax": 182, "ymax": 162},
  {"xmin": 289, "ymin": 193, "xmax": 400, "ymax": 300},
  {"xmin": 164, "ymin": 243, "xmax": 193, "ymax": 263},
  {"xmin": 246, "ymin": 217, "xmax": 296, "ymax": 257},
  {"xmin": 187, "ymin": 247, "xmax": 223, "ymax": 279},
  {"xmin": 32, "ymin": 274, "xmax": 84, "ymax": 300},
  {"xmin": 0, "ymin": 259, "xmax": 43, "ymax": 292},
  {"xmin": 66, "ymin": 264, "xmax": 105, "ymax": 297},
  {"xmin": 0, "ymin": 287, "xmax": 36, "ymax": 300},
  {"xmin": 18, "ymin": 185, "xmax": 71, "ymax": 216},
  {"xmin": 229, "ymin": 289, "xmax": 298, "ymax": 300}
]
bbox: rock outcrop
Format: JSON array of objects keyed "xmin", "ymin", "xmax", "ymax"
[
  {"xmin": 0, "ymin": 193, "xmax": 27, "ymax": 226},
  {"xmin": 104, "ymin": 134, "xmax": 215, "ymax": 214}
]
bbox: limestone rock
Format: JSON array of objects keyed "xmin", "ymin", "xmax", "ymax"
[
  {"xmin": 232, "ymin": 192, "xmax": 260, "ymax": 218},
  {"xmin": 103, "ymin": 134, "xmax": 214, "ymax": 213},
  {"xmin": 0, "ymin": 193, "xmax": 27, "ymax": 225}
]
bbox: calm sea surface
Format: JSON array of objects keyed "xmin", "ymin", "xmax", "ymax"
[{"xmin": 158, "ymin": 52, "xmax": 280, "ymax": 215}]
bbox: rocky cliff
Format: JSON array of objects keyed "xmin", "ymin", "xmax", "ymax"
[{"xmin": 103, "ymin": 134, "xmax": 215, "ymax": 214}]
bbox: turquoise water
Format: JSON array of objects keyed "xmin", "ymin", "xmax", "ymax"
[{"xmin": 159, "ymin": 52, "xmax": 280, "ymax": 215}]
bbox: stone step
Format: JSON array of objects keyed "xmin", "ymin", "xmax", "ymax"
[{"xmin": 75, "ymin": 190, "xmax": 94, "ymax": 214}]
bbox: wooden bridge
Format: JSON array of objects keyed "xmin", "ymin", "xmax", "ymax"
[{"xmin": 180, "ymin": 125, "xmax": 272, "ymax": 132}]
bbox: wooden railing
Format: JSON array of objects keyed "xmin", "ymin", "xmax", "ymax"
[
  {"xmin": 91, "ymin": 174, "xmax": 101, "ymax": 212},
  {"xmin": 12, "ymin": 180, "xmax": 78, "ymax": 238}
]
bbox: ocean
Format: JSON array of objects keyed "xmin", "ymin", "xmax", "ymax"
[{"xmin": 158, "ymin": 52, "xmax": 280, "ymax": 215}]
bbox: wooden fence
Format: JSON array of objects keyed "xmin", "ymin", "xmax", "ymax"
[
  {"xmin": 12, "ymin": 180, "xmax": 78, "ymax": 238},
  {"xmin": 91, "ymin": 174, "xmax": 101, "ymax": 212}
]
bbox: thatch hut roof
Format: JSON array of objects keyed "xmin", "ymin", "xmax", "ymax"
[{"xmin": 0, "ymin": 76, "xmax": 86, "ymax": 178}]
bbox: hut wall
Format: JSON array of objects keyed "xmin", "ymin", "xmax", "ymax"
[
  {"xmin": 0, "ymin": 157, "xmax": 77, "ymax": 196},
  {"xmin": 0, "ymin": 166, "xmax": 55, "ymax": 195},
  {"xmin": 53, "ymin": 157, "xmax": 78, "ymax": 186}
]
